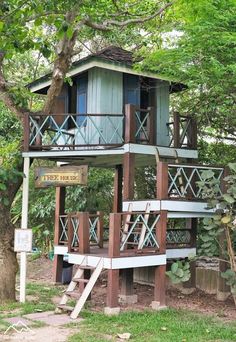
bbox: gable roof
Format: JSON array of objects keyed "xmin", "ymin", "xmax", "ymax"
[{"xmin": 28, "ymin": 46, "xmax": 185, "ymax": 93}]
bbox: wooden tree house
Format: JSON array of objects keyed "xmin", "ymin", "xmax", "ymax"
[{"xmin": 22, "ymin": 46, "xmax": 227, "ymax": 318}]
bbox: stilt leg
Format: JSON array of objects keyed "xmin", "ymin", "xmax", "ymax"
[
  {"xmin": 104, "ymin": 270, "xmax": 120, "ymax": 315},
  {"xmin": 152, "ymin": 265, "xmax": 167, "ymax": 310}
]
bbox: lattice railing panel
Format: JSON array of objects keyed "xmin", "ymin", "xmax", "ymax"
[
  {"xmin": 28, "ymin": 114, "xmax": 124, "ymax": 150},
  {"xmin": 120, "ymin": 212, "xmax": 160, "ymax": 251},
  {"xmin": 168, "ymin": 164, "xmax": 224, "ymax": 199},
  {"xmin": 166, "ymin": 229, "xmax": 191, "ymax": 245},
  {"xmin": 135, "ymin": 110, "xmax": 151, "ymax": 143}
]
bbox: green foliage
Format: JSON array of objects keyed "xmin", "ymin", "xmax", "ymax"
[
  {"xmin": 221, "ymin": 269, "xmax": 236, "ymax": 294},
  {"xmin": 140, "ymin": 0, "xmax": 236, "ymax": 141},
  {"xmin": 166, "ymin": 260, "xmax": 191, "ymax": 284},
  {"xmin": 197, "ymin": 217, "xmax": 222, "ymax": 257}
]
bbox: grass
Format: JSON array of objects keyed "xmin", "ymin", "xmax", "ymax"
[
  {"xmin": 0, "ymin": 282, "xmax": 63, "ymax": 332},
  {"xmin": 68, "ymin": 309, "xmax": 236, "ymax": 342}
]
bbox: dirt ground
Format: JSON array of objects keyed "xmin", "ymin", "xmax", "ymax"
[{"xmin": 26, "ymin": 256, "xmax": 236, "ymax": 322}]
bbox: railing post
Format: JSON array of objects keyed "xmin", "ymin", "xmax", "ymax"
[
  {"xmin": 173, "ymin": 112, "xmax": 180, "ymax": 148},
  {"xmin": 97, "ymin": 211, "xmax": 104, "ymax": 248},
  {"xmin": 187, "ymin": 117, "xmax": 197, "ymax": 149},
  {"xmin": 105, "ymin": 213, "xmax": 121, "ymax": 314},
  {"xmin": 156, "ymin": 211, "xmax": 167, "ymax": 255},
  {"xmin": 78, "ymin": 212, "xmax": 90, "ymax": 254},
  {"xmin": 124, "ymin": 104, "xmax": 136, "ymax": 143},
  {"xmin": 156, "ymin": 162, "xmax": 169, "ymax": 200},
  {"xmin": 23, "ymin": 113, "xmax": 29, "ymax": 152},
  {"xmin": 147, "ymin": 107, "xmax": 155, "ymax": 145},
  {"xmin": 67, "ymin": 213, "xmax": 73, "ymax": 253}
]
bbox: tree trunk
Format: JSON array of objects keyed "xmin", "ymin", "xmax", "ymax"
[{"xmin": 0, "ymin": 208, "xmax": 18, "ymax": 303}]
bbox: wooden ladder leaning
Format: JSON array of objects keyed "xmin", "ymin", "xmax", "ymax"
[
  {"xmin": 121, "ymin": 203, "xmax": 151, "ymax": 250},
  {"xmin": 57, "ymin": 257, "xmax": 103, "ymax": 319}
]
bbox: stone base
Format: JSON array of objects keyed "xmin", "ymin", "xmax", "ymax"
[
  {"xmin": 104, "ymin": 307, "xmax": 120, "ymax": 316},
  {"xmin": 217, "ymin": 290, "xmax": 230, "ymax": 301},
  {"xmin": 119, "ymin": 294, "xmax": 138, "ymax": 304},
  {"xmin": 180, "ymin": 287, "xmax": 196, "ymax": 295},
  {"xmin": 151, "ymin": 301, "xmax": 167, "ymax": 311}
]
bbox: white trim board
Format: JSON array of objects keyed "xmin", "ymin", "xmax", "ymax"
[
  {"xmin": 68, "ymin": 253, "xmax": 166, "ymax": 269},
  {"xmin": 123, "ymin": 200, "xmax": 215, "ymax": 214},
  {"xmin": 22, "ymin": 143, "xmax": 197, "ymax": 160},
  {"xmin": 54, "ymin": 245, "xmax": 68, "ymax": 255},
  {"xmin": 30, "ymin": 60, "xmax": 175, "ymax": 93}
]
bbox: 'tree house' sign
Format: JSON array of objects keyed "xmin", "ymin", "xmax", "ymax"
[{"xmin": 35, "ymin": 166, "xmax": 88, "ymax": 188}]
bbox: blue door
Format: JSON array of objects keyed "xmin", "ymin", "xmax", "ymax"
[
  {"xmin": 76, "ymin": 73, "xmax": 88, "ymax": 126},
  {"xmin": 123, "ymin": 74, "xmax": 140, "ymax": 107}
]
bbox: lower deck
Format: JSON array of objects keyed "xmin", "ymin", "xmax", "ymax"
[{"xmin": 54, "ymin": 245, "xmax": 196, "ymax": 269}]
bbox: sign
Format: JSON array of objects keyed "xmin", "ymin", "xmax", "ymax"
[
  {"xmin": 35, "ymin": 166, "xmax": 88, "ymax": 188},
  {"xmin": 14, "ymin": 229, "xmax": 33, "ymax": 252}
]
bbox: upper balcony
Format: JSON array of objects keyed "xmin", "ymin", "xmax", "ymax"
[{"xmin": 23, "ymin": 105, "xmax": 197, "ymax": 156}]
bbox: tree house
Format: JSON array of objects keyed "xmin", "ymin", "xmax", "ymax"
[{"xmin": 22, "ymin": 46, "xmax": 226, "ymax": 318}]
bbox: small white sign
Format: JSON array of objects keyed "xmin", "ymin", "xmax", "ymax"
[{"xmin": 14, "ymin": 229, "xmax": 33, "ymax": 252}]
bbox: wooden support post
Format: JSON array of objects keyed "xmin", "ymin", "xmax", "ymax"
[
  {"xmin": 123, "ymin": 153, "xmax": 135, "ymax": 200},
  {"xmin": 120, "ymin": 153, "xmax": 137, "ymax": 303},
  {"xmin": 183, "ymin": 218, "xmax": 197, "ymax": 293},
  {"xmin": 53, "ymin": 187, "xmax": 66, "ymax": 284},
  {"xmin": 152, "ymin": 164, "xmax": 168, "ymax": 310},
  {"xmin": 23, "ymin": 113, "xmax": 29, "ymax": 152},
  {"xmin": 125, "ymin": 104, "xmax": 136, "ymax": 143},
  {"xmin": 113, "ymin": 165, "xmax": 123, "ymax": 213},
  {"xmin": 97, "ymin": 211, "xmax": 104, "ymax": 248},
  {"xmin": 105, "ymin": 213, "xmax": 121, "ymax": 315},
  {"xmin": 147, "ymin": 107, "xmax": 155, "ymax": 145},
  {"xmin": 152, "ymin": 265, "xmax": 167, "ymax": 309},
  {"xmin": 156, "ymin": 162, "xmax": 168, "ymax": 200},
  {"xmin": 173, "ymin": 112, "xmax": 180, "ymax": 148}
]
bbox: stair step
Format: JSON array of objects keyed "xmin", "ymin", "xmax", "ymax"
[
  {"xmin": 126, "ymin": 242, "xmax": 139, "ymax": 245},
  {"xmin": 73, "ymin": 278, "xmax": 89, "ymax": 283},
  {"xmin": 66, "ymin": 291, "xmax": 81, "ymax": 299},
  {"xmin": 79, "ymin": 265, "xmax": 95, "ymax": 270},
  {"xmin": 57, "ymin": 304, "xmax": 74, "ymax": 312}
]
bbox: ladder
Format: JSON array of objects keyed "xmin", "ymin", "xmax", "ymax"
[{"xmin": 57, "ymin": 257, "xmax": 103, "ymax": 319}]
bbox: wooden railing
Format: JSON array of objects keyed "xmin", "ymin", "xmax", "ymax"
[
  {"xmin": 157, "ymin": 162, "xmax": 224, "ymax": 201},
  {"xmin": 24, "ymin": 105, "xmax": 155, "ymax": 151},
  {"xmin": 108, "ymin": 211, "xmax": 167, "ymax": 257},
  {"xmin": 167, "ymin": 112, "xmax": 197, "ymax": 149},
  {"xmin": 57, "ymin": 212, "xmax": 104, "ymax": 252}
]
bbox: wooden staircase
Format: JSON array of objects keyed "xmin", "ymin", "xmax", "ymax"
[{"xmin": 57, "ymin": 257, "xmax": 103, "ymax": 319}]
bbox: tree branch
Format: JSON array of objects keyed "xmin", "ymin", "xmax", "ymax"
[{"xmin": 84, "ymin": 2, "xmax": 173, "ymax": 31}]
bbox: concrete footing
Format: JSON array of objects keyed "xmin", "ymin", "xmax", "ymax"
[
  {"xmin": 180, "ymin": 287, "xmax": 196, "ymax": 295},
  {"xmin": 151, "ymin": 301, "xmax": 167, "ymax": 311},
  {"xmin": 119, "ymin": 294, "xmax": 138, "ymax": 304},
  {"xmin": 217, "ymin": 290, "xmax": 230, "ymax": 301},
  {"xmin": 104, "ymin": 307, "xmax": 121, "ymax": 316}
]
